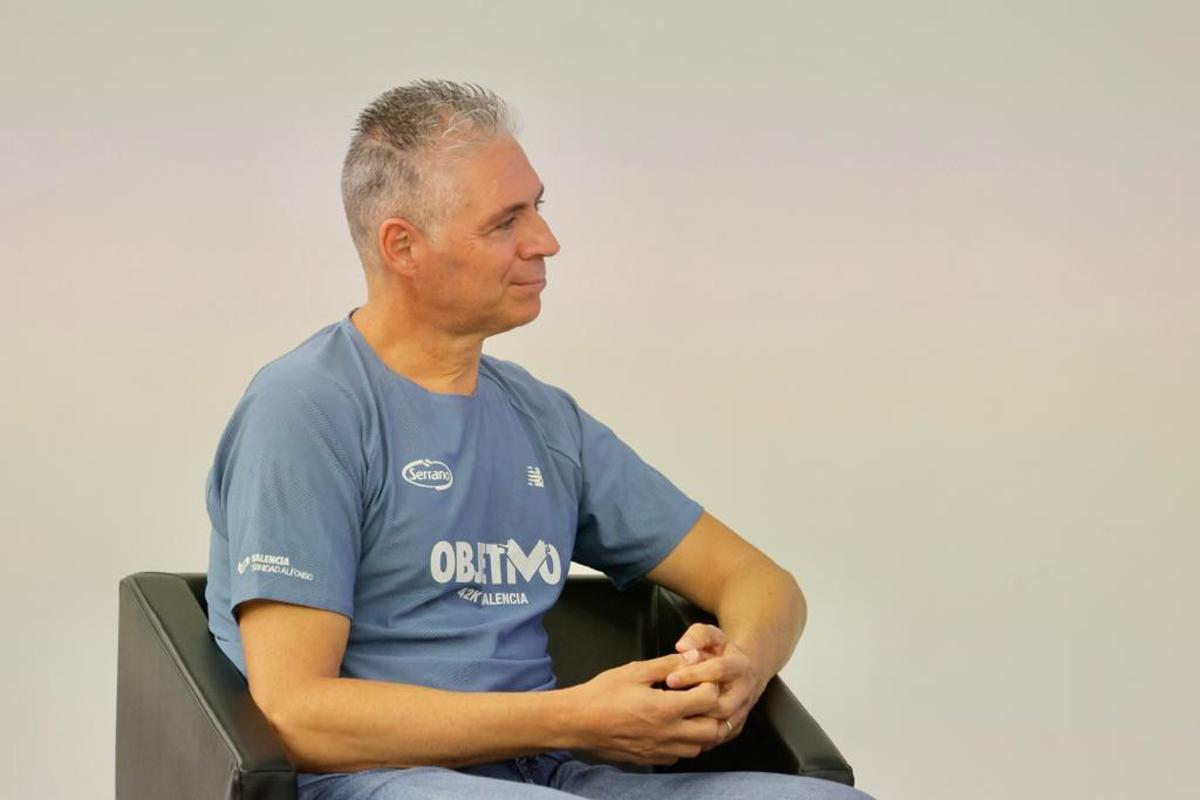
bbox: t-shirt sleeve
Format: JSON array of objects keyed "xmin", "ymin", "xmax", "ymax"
[
  {"xmin": 569, "ymin": 402, "xmax": 704, "ymax": 591},
  {"xmin": 209, "ymin": 379, "xmax": 363, "ymax": 620}
]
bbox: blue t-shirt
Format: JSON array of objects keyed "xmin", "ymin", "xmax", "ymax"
[{"xmin": 204, "ymin": 310, "xmax": 703, "ymax": 785}]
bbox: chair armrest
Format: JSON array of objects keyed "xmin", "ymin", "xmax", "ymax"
[
  {"xmin": 651, "ymin": 585, "xmax": 856, "ymax": 786},
  {"xmin": 116, "ymin": 572, "xmax": 296, "ymax": 800}
]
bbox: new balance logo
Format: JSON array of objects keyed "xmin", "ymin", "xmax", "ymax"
[{"xmin": 527, "ymin": 466, "xmax": 544, "ymax": 488}]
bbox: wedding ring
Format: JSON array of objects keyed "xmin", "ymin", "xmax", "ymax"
[{"xmin": 723, "ymin": 719, "xmax": 734, "ymax": 737}]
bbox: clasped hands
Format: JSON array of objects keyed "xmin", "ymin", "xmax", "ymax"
[
  {"xmin": 667, "ymin": 622, "xmax": 761, "ymax": 746},
  {"xmin": 569, "ymin": 623, "xmax": 764, "ymax": 766}
]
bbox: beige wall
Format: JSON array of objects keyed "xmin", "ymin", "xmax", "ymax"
[{"xmin": 2, "ymin": 2, "xmax": 1196, "ymax": 798}]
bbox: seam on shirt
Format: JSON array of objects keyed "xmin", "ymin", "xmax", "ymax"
[
  {"xmin": 230, "ymin": 584, "xmax": 355, "ymax": 622},
  {"xmin": 617, "ymin": 500, "xmax": 705, "ymax": 590},
  {"xmin": 480, "ymin": 358, "xmax": 582, "ymax": 468}
]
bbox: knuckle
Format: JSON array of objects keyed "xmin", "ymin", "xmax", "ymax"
[{"xmin": 632, "ymin": 741, "xmax": 656, "ymax": 762}]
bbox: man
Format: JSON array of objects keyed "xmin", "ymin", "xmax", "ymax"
[{"xmin": 205, "ymin": 79, "xmax": 872, "ymax": 799}]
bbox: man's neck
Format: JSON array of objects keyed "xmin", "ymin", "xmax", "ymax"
[{"xmin": 349, "ymin": 300, "xmax": 483, "ymax": 397}]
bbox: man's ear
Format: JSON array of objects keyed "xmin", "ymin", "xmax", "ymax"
[{"xmin": 376, "ymin": 217, "xmax": 423, "ymax": 278}]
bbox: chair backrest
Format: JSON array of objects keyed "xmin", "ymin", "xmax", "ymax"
[{"xmin": 116, "ymin": 572, "xmax": 297, "ymax": 800}]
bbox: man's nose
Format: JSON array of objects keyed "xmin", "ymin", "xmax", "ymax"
[{"xmin": 521, "ymin": 215, "xmax": 561, "ymax": 260}]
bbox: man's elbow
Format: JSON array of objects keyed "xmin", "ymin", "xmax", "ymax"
[
  {"xmin": 249, "ymin": 681, "xmax": 289, "ymax": 727},
  {"xmin": 249, "ymin": 682, "xmax": 329, "ymax": 771},
  {"xmin": 250, "ymin": 678, "xmax": 318, "ymax": 741},
  {"xmin": 790, "ymin": 572, "xmax": 808, "ymax": 636},
  {"xmin": 772, "ymin": 565, "xmax": 807, "ymax": 636},
  {"xmin": 249, "ymin": 681, "xmax": 306, "ymax": 747}
]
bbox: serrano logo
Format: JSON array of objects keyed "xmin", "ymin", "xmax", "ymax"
[{"xmin": 402, "ymin": 458, "xmax": 454, "ymax": 492}]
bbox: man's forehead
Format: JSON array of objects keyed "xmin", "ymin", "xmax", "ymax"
[{"xmin": 448, "ymin": 140, "xmax": 543, "ymax": 220}]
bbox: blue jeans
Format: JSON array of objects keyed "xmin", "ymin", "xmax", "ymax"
[{"xmin": 298, "ymin": 750, "xmax": 875, "ymax": 799}]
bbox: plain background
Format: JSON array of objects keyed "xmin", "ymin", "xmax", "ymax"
[{"xmin": 2, "ymin": 2, "xmax": 1196, "ymax": 798}]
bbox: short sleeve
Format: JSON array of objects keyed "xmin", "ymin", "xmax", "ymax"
[
  {"xmin": 570, "ymin": 403, "xmax": 704, "ymax": 590},
  {"xmin": 207, "ymin": 379, "xmax": 363, "ymax": 619}
]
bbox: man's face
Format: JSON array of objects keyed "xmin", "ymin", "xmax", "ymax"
[{"xmin": 414, "ymin": 136, "xmax": 560, "ymax": 338}]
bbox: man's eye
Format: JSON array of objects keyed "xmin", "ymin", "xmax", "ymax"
[{"xmin": 496, "ymin": 200, "xmax": 544, "ymax": 231}]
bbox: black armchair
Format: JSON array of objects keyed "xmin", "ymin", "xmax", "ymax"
[{"xmin": 116, "ymin": 572, "xmax": 855, "ymax": 799}]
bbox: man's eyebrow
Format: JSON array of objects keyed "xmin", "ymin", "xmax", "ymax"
[{"xmin": 484, "ymin": 184, "xmax": 545, "ymax": 226}]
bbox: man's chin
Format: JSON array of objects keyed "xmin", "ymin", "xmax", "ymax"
[
  {"xmin": 487, "ymin": 302, "xmax": 542, "ymax": 336},
  {"xmin": 512, "ymin": 304, "xmax": 542, "ymax": 330}
]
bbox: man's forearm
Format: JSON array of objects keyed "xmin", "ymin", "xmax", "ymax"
[
  {"xmin": 264, "ymin": 677, "xmax": 574, "ymax": 773},
  {"xmin": 713, "ymin": 559, "xmax": 807, "ymax": 686}
]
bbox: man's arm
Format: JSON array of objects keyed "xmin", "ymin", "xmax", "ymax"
[
  {"xmin": 237, "ymin": 598, "xmax": 724, "ymax": 772},
  {"xmin": 643, "ymin": 510, "xmax": 807, "ymax": 738}
]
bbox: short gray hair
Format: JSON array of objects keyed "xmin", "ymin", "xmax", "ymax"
[{"xmin": 341, "ymin": 79, "xmax": 520, "ymax": 265}]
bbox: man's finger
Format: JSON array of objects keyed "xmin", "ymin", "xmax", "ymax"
[
  {"xmin": 664, "ymin": 653, "xmax": 745, "ymax": 689},
  {"xmin": 669, "ymin": 715, "xmax": 722, "ymax": 745},
  {"xmin": 675, "ymin": 622, "xmax": 724, "ymax": 651},
  {"xmin": 657, "ymin": 679, "xmax": 721, "ymax": 717},
  {"xmin": 675, "ymin": 623, "xmax": 726, "ymax": 654},
  {"xmin": 631, "ymin": 652, "xmax": 693, "ymax": 683}
]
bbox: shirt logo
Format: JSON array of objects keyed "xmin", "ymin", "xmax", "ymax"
[
  {"xmin": 430, "ymin": 538, "xmax": 562, "ymax": 586},
  {"xmin": 402, "ymin": 458, "xmax": 454, "ymax": 492},
  {"xmin": 526, "ymin": 465, "xmax": 544, "ymax": 488},
  {"xmin": 236, "ymin": 553, "xmax": 314, "ymax": 581}
]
